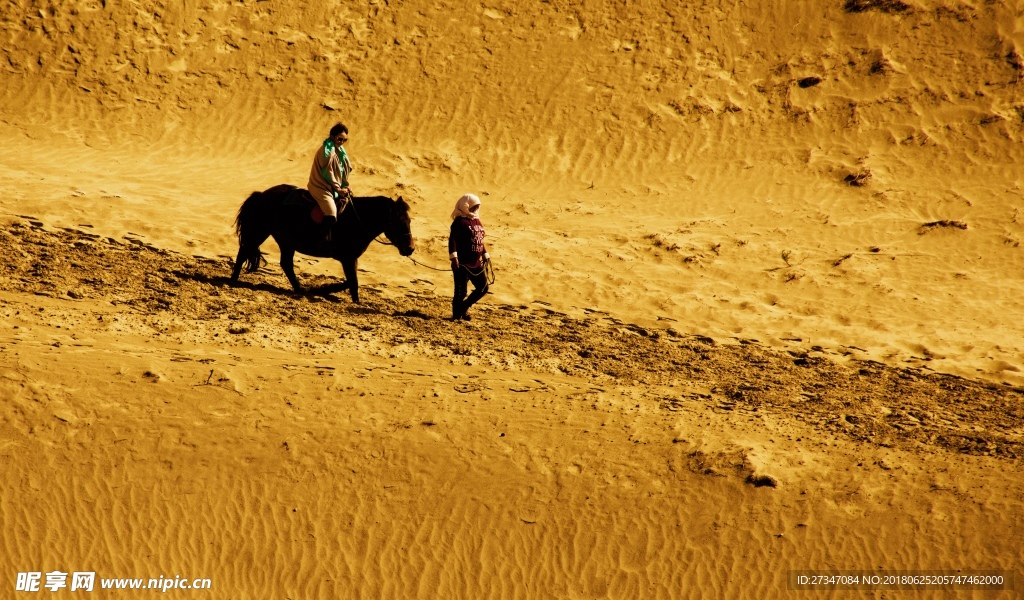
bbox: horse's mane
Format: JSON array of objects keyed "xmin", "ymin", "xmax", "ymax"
[
  {"xmin": 351, "ymin": 195, "xmax": 393, "ymax": 206},
  {"xmin": 351, "ymin": 195, "xmax": 410, "ymax": 214}
]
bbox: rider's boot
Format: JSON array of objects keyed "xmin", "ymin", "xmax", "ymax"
[{"xmin": 319, "ymin": 215, "xmax": 337, "ymax": 245}]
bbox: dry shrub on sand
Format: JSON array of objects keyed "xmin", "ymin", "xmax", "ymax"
[
  {"xmin": 746, "ymin": 474, "xmax": 779, "ymax": 488},
  {"xmin": 1006, "ymin": 49, "xmax": 1023, "ymax": 78},
  {"xmin": 843, "ymin": 170, "xmax": 872, "ymax": 186},
  {"xmin": 870, "ymin": 57, "xmax": 894, "ymax": 75},
  {"xmin": 844, "ymin": 0, "xmax": 912, "ymax": 13},
  {"xmin": 919, "ymin": 220, "xmax": 968, "ymax": 234}
]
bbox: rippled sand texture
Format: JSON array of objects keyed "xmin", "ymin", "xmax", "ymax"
[
  {"xmin": 4, "ymin": 0, "xmax": 1024, "ymax": 380},
  {"xmin": 1, "ymin": 0, "xmax": 1023, "ymax": 597}
]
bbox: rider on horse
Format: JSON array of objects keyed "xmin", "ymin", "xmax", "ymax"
[{"xmin": 308, "ymin": 123, "xmax": 353, "ymax": 242}]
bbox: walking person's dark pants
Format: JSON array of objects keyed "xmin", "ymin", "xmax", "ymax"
[{"xmin": 453, "ymin": 265, "xmax": 488, "ymax": 319}]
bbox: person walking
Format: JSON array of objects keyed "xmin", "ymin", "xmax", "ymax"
[{"xmin": 448, "ymin": 193, "xmax": 490, "ymax": 321}]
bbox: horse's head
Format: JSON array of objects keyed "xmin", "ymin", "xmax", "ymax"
[{"xmin": 385, "ymin": 196, "xmax": 415, "ymax": 257}]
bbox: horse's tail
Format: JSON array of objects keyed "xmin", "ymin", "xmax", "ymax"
[{"xmin": 235, "ymin": 190, "xmax": 271, "ymax": 273}]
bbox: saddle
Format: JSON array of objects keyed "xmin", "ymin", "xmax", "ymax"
[{"xmin": 285, "ymin": 188, "xmax": 346, "ymax": 225}]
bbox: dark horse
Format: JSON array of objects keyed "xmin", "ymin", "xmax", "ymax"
[{"xmin": 230, "ymin": 184, "xmax": 414, "ymax": 303}]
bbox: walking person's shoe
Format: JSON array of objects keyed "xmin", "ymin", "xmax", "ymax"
[{"xmin": 450, "ymin": 300, "xmax": 467, "ymax": 321}]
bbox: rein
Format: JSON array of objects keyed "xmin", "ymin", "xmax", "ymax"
[{"xmin": 345, "ymin": 196, "xmax": 411, "ymax": 248}]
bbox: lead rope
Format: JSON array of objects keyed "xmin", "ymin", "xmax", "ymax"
[
  {"xmin": 406, "ymin": 257, "xmax": 496, "ymax": 285},
  {"xmin": 408, "ymin": 257, "xmax": 450, "ymax": 272},
  {"xmin": 348, "ymin": 198, "xmax": 495, "ymax": 284},
  {"xmin": 458, "ymin": 259, "xmax": 496, "ymax": 285}
]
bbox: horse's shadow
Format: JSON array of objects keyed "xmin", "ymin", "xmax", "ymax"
[{"xmin": 185, "ymin": 271, "xmax": 351, "ymax": 303}]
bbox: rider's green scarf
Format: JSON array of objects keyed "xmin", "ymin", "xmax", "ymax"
[{"xmin": 321, "ymin": 138, "xmax": 350, "ymax": 196}]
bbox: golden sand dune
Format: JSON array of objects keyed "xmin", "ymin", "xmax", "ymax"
[
  {"xmin": 2, "ymin": 0, "xmax": 1023, "ymax": 596},
  {"xmin": 3, "ymin": 0, "xmax": 1023, "ymax": 381},
  {"xmin": 5, "ymin": 222, "xmax": 1023, "ymax": 456},
  {"xmin": 2, "ymin": 219, "xmax": 1022, "ymax": 596}
]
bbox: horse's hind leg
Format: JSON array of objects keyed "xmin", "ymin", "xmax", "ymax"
[
  {"xmin": 231, "ymin": 190, "xmax": 272, "ymax": 284},
  {"xmin": 230, "ymin": 237, "xmax": 269, "ymax": 284},
  {"xmin": 280, "ymin": 246, "xmax": 303, "ymax": 293},
  {"xmin": 230, "ymin": 248, "xmax": 249, "ymax": 283}
]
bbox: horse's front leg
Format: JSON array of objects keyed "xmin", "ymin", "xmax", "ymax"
[
  {"xmin": 341, "ymin": 257, "xmax": 359, "ymax": 303},
  {"xmin": 280, "ymin": 246, "xmax": 304, "ymax": 293}
]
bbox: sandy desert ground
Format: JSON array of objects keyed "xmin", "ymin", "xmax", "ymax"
[{"xmin": 2, "ymin": 0, "xmax": 1023, "ymax": 597}]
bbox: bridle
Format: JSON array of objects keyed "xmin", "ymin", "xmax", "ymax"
[
  {"xmin": 346, "ymin": 197, "xmax": 412, "ymax": 250},
  {"xmin": 380, "ymin": 204, "xmax": 413, "ymax": 249}
]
